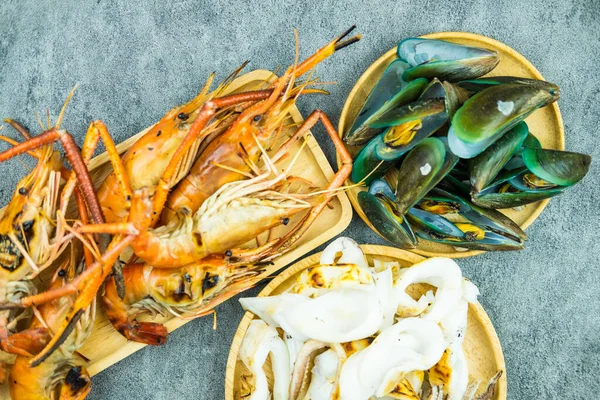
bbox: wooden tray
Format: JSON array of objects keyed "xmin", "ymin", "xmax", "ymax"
[
  {"xmin": 0, "ymin": 69, "xmax": 352, "ymax": 397},
  {"xmin": 225, "ymin": 245, "xmax": 507, "ymax": 399},
  {"xmin": 337, "ymin": 32, "xmax": 565, "ymax": 258}
]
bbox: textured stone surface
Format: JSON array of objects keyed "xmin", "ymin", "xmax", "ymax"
[{"xmin": 0, "ymin": 0, "xmax": 599, "ymax": 398}]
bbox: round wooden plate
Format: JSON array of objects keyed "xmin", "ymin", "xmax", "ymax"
[
  {"xmin": 337, "ymin": 32, "xmax": 565, "ymax": 258},
  {"xmin": 225, "ymin": 245, "xmax": 507, "ymax": 399}
]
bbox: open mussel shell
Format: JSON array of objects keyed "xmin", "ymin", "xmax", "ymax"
[
  {"xmin": 522, "ymin": 148, "xmax": 591, "ymax": 187},
  {"xmin": 448, "ymin": 83, "xmax": 560, "ymax": 158},
  {"xmin": 503, "ymin": 132, "xmax": 541, "ymax": 170},
  {"xmin": 469, "ymin": 121, "xmax": 529, "ymax": 194},
  {"xmin": 472, "ymin": 169, "xmax": 564, "ymax": 209},
  {"xmin": 458, "ymin": 76, "xmax": 560, "ymax": 99},
  {"xmin": 369, "ymin": 178, "xmax": 396, "ymax": 199},
  {"xmin": 472, "ymin": 148, "xmax": 591, "ymax": 208},
  {"xmin": 397, "ymin": 38, "xmax": 500, "ymax": 82},
  {"xmin": 350, "ymin": 136, "xmax": 391, "ymax": 184},
  {"xmin": 351, "ymin": 97, "xmax": 448, "ymax": 184},
  {"xmin": 408, "ymin": 188, "xmax": 527, "ymax": 251},
  {"xmin": 357, "ymin": 190, "xmax": 417, "ymax": 248},
  {"xmin": 420, "ymin": 78, "xmax": 470, "ymax": 119},
  {"xmin": 371, "ymin": 97, "xmax": 448, "ymax": 130},
  {"xmin": 345, "ymin": 73, "xmax": 428, "ymax": 146},
  {"xmin": 347, "ymin": 59, "xmax": 409, "ymax": 140},
  {"xmin": 393, "ymin": 137, "xmax": 458, "ymax": 215}
]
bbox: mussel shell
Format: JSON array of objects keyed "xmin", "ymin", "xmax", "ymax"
[
  {"xmin": 397, "ymin": 38, "xmax": 500, "ymax": 82},
  {"xmin": 430, "ymin": 189, "xmax": 526, "ymax": 239},
  {"xmin": 369, "ymin": 178, "xmax": 396, "ymax": 199},
  {"xmin": 471, "ymin": 166, "xmax": 563, "ymax": 209},
  {"xmin": 522, "ymin": 132, "xmax": 542, "ymax": 149},
  {"xmin": 351, "ymin": 97, "xmax": 450, "ymax": 184},
  {"xmin": 346, "ymin": 76, "xmax": 428, "ymax": 146},
  {"xmin": 469, "ymin": 121, "xmax": 529, "ymax": 193},
  {"xmin": 458, "ymin": 76, "xmax": 560, "ymax": 99},
  {"xmin": 420, "ymin": 79, "xmax": 469, "ymax": 119},
  {"xmin": 503, "ymin": 132, "xmax": 541, "ymax": 170},
  {"xmin": 411, "ymin": 188, "xmax": 526, "ymax": 250},
  {"xmin": 347, "ymin": 59, "xmax": 409, "ymax": 138},
  {"xmin": 472, "ymin": 185, "xmax": 565, "ymax": 209},
  {"xmin": 350, "ymin": 136, "xmax": 395, "ymax": 184},
  {"xmin": 370, "ymin": 97, "xmax": 447, "ymax": 129},
  {"xmin": 522, "ymin": 148, "xmax": 591, "ymax": 187},
  {"xmin": 448, "ymin": 84, "xmax": 559, "ymax": 158},
  {"xmin": 358, "ymin": 191, "xmax": 417, "ymax": 248},
  {"xmin": 394, "ymin": 137, "xmax": 458, "ymax": 215},
  {"xmin": 474, "ymin": 149, "xmax": 593, "ymax": 208},
  {"xmin": 407, "ymin": 207, "xmax": 467, "ymax": 239}
]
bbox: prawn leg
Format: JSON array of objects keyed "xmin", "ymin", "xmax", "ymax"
[{"xmin": 0, "ymin": 325, "xmax": 49, "ymax": 357}]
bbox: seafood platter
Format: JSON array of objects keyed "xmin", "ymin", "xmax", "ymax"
[{"xmin": 0, "ymin": 25, "xmax": 590, "ymax": 399}]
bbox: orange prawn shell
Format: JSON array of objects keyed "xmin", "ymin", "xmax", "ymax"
[
  {"xmin": 9, "ymin": 266, "xmax": 90, "ymax": 400},
  {"xmin": 161, "ymin": 84, "xmax": 296, "ymax": 224},
  {"xmin": 0, "ymin": 148, "xmax": 62, "ymax": 281},
  {"xmin": 106, "ymin": 256, "xmax": 234, "ymax": 309},
  {"xmin": 96, "ymin": 76, "xmax": 221, "ymax": 223},
  {"xmin": 97, "ymin": 111, "xmax": 195, "ymax": 223}
]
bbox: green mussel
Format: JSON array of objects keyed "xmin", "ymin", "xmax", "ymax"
[
  {"xmin": 345, "ymin": 61, "xmax": 428, "ymax": 145},
  {"xmin": 458, "ymin": 76, "xmax": 560, "ymax": 98},
  {"xmin": 468, "ymin": 121, "xmax": 530, "ymax": 194},
  {"xmin": 392, "ymin": 137, "xmax": 459, "ymax": 214},
  {"xmin": 472, "ymin": 148, "xmax": 591, "ymax": 208},
  {"xmin": 397, "ymin": 38, "xmax": 500, "ymax": 82},
  {"xmin": 351, "ymin": 95, "xmax": 449, "ymax": 184},
  {"xmin": 407, "ymin": 188, "xmax": 527, "ymax": 250},
  {"xmin": 448, "ymin": 83, "xmax": 560, "ymax": 158},
  {"xmin": 358, "ymin": 188, "xmax": 417, "ymax": 248}
]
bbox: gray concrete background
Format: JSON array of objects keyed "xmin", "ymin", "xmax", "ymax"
[{"xmin": 0, "ymin": 0, "xmax": 598, "ymax": 398}]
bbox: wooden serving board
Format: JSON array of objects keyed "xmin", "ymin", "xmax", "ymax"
[
  {"xmin": 0, "ymin": 69, "xmax": 352, "ymax": 398},
  {"xmin": 225, "ymin": 245, "xmax": 507, "ymax": 399},
  {"xmin": 337, "ymin": 32, "xmax": 565, "ymax": 258}
]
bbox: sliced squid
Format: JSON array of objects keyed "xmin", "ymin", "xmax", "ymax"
[
  {"xmin": 338, "ymin": 318, "xmax": 446, "ymax": 399},
  {"xmin": 238, "ymin": 320, "xmax": 290, "ymax": 400},
  {"xmin": 283, "ymin": 332, "xmax": 305, "ymax": 370},
  {"xmin": 306, "ymin": 349, "xmax": 341, "ymax": 400},
  {"xmin": 289, "ymin": 264, "xmax": 374, "ymax": 297},
  {"xmin": 240, "ymin": 240, "xmax": 384, "ymax": 343},
  {"xmin": 242, "ymin": 285, "xmax": 384, "ymax": 343},
  {"xmin": 373, "ymin": 266, "xmax": 396, "ymax": 332},
  {"xmin": 430, "ymin": 279, "xmax": 479, "ymax": 399},
  {"xmin": 394, "ymin": 257, "xmax": 464, "ymax": 322},
  {"xmin": 240, "ymin": 293, "xmax": 309, "ymax": 329},
  {"xmin": 319, "ymin": 237, "xmax": 368, "ymax": 268},
  {"xmin": 238, "ymin": 238, "xmax": 483, "ymax": 400}
]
